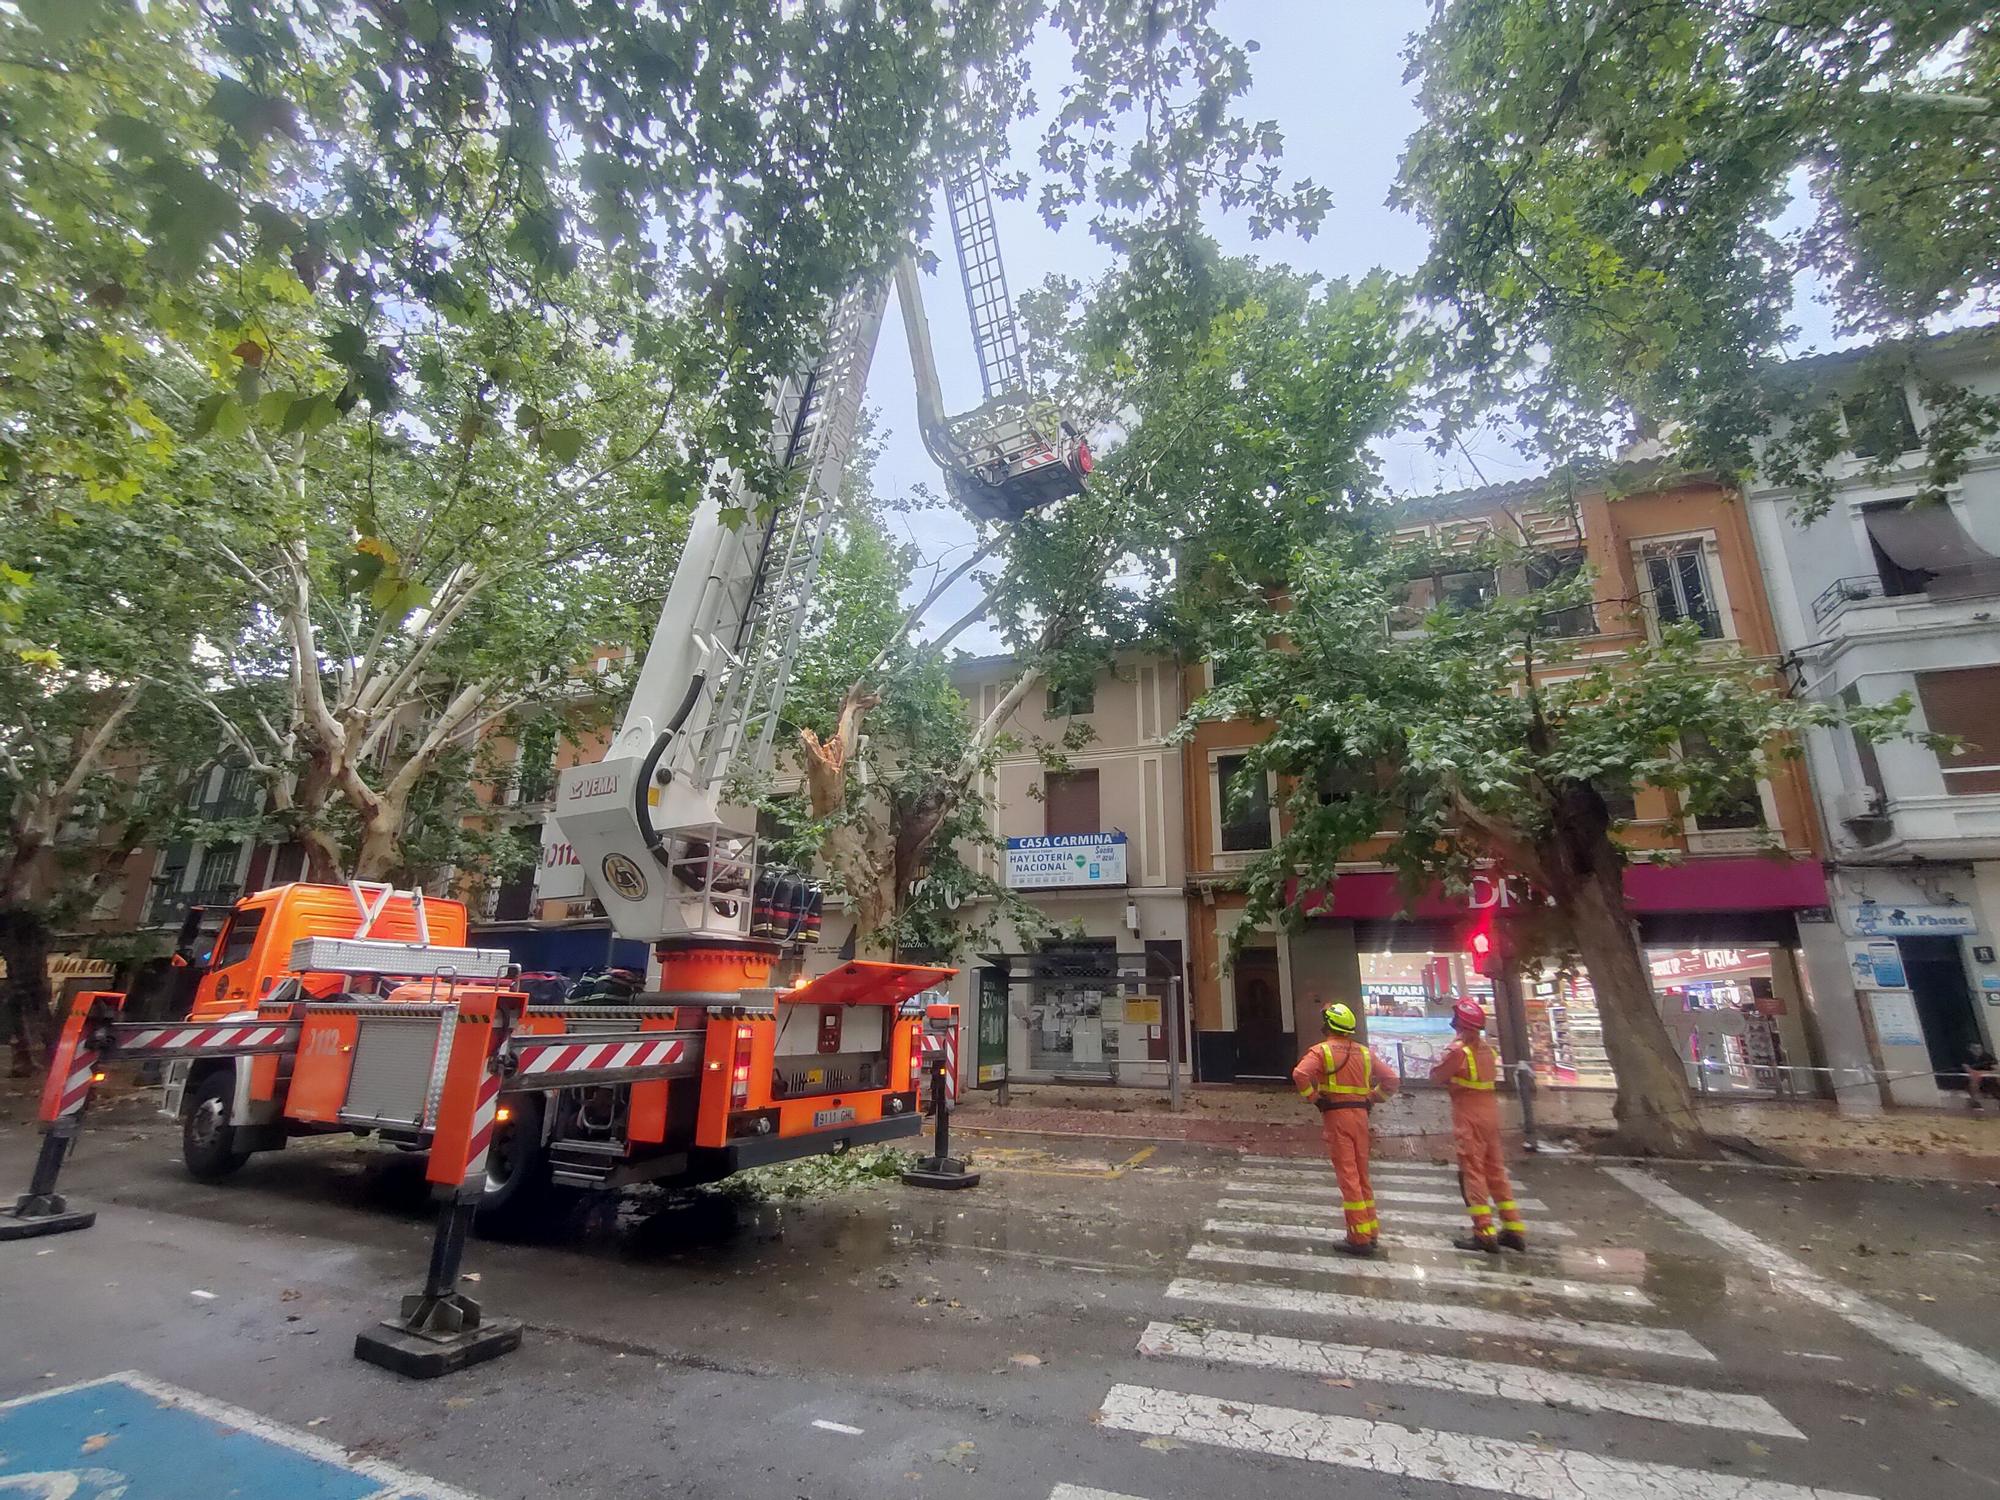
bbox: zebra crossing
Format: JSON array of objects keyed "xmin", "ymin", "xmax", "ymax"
[{"xmin": 1044, "ymin": 1150, "xmax": 1879, "ymax": 1500}]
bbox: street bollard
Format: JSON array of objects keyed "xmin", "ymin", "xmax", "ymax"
[
  {"xmin": 902, "ymin": 1056, "xmax": 980, "ymax": 1190},
  {"xmin": 355, "ymin": 993, "xmax": 524, "ymax": 1378}
]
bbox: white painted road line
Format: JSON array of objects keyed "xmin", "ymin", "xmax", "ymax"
[
  {"xmin": 1241, "ymin": 1154, "xmax": 1456, "ymax": 1174},
  {"xmin": 1607, "ymin": 1166, "xmax": 2000, "ymax": 1415},
  {"xmin": 1240, "ymin": 1167, "xmax": 1503, "ymax": 1190},
  {"xmin": 1138, "ymin": 1322, "xmax": 1802, "ymax": 1438},
  {"xmin": 811, "ymin": 1419, "xmax": 864, "ymax": 1435},
  {"xmin": 1195, "ymin": 1228, "xmax": 1652, "ymax": 1308},
  {"xmin": 1097, "ymin": 1384, "xmax": 1871, "ymax": 1500},
  {"xmin": 1225, "ymin": 1178, "xmax": 1548, "ymax": 1211},
  {"xmin": 1167, "ymin": 1277, "xmax": 1714, "ymax": 1361},
  {"xmin": 1219, "ymin": 1195, "xmax": 1579, "ymax": 1236},
  {"xmin": 1049, "ymin": 1487, "xmax": 1150, "ymax": 1500}
]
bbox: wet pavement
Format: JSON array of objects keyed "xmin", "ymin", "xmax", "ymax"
[{"xmin": 3, "ymin": 1098, "xmax": 1999, "ymax": 1499}]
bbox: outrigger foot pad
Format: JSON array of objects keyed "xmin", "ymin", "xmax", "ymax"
[
  {"xmin": 0, "ymin": 1204, "xmax": 95, "ymax": 1241},
  {"xmin": 354, "ymin": 1313, "xmax": 522, "ymax": 1379},
  {"xmin": 902, "ymin": 1155, "xmax": 981, "ymax": 1190}
]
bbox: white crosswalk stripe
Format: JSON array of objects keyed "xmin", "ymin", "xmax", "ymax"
[
  {"xmin": 1192, "ymin": 1230, "xmax": 1652, "ymax": 1308},
  {"xmin": 1232, "ymin": 1160, "xmax": 1456, "ymax": 1184},
  {"xmin": 1240, "ymin": 1166, "xmax": 1499, "ymax": 1190},
  {"xmin": 1137, "ymin": 1322, "xmax": 1802, "ymax": 1438},
  {"xmin": 1096, "ymin": 1384, "xmax": 1871, "ymax": 1500},
  {"xmin": 1167, "ymin": 1276, "xmax": 1714, "ymax": 1360},
  {"xmin": 1226, "ymin": 1177, "xmax": 1548, "ymax": 1210},
  {"xmin": 1219, "ymin": 1194, "xmax": 1579, "ymax": 1235},
  {"xmin": 1048, "ymin": 1488, "xmax": 1148, "ymax": 1500}
]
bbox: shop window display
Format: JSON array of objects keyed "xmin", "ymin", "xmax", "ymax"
[{"xmin": 1363, "ymin": 941, "xmax": 1792, "ymax": 1094}]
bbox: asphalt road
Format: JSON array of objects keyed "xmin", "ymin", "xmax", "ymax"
[{"xmin": 3, "ymin": 1097, "xmax": 1999, "ymax": 1500}]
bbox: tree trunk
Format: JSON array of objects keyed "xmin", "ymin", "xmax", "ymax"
[
  {"xmin": 1561, "ymin": 856, "xmax": 1709, "ymax": 1156},
  {"xmin": 351, "ymin": 790, "xmax": 409, "ymax": 883},
  {"xmin": 0, "ymin": 905, "xmax": 57, "ymax": 1078}
]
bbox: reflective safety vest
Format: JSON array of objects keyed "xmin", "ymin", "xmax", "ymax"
[
  {"xmin": 1453, "ymin": 1041, "xmax": 1497, "ymax": 1091},
  {"xmin": 1316, "ymin": 1040, "xmax": 1374, "ymax": 1107}
]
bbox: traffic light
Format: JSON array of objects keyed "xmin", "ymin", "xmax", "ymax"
[{"xmin": 1467, "ymin": 911, "xmax": 1499, "ymax": 976}]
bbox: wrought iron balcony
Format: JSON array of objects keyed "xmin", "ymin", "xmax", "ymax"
[{"xmin": 1811, "ymin": 574, "xmax": 1889, "ymax": 625}]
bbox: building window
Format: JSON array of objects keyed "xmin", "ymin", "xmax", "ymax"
[
  {"xmin": 1046, "ymin": 677, "xmax": 1096, "ymax": 718},
  {"xmin": 194, "ymin": 842, "xmax": 243, "ymax": 895},
  {"xmin": 1917, "ymin": 665, "xmax": 2000, "ymax": 796},
  {"xmin": 1640, "ymin": 539, "xmax": 1724, "ymax": 639},
  {"xmin": 1841, "ymin": 386, "xmax": 1919, "ymax": 461},
  {"xmin": 1215, "ymin": 754, "xmax": 1273, "ymax": 852},
  {"xmin": 1594, "ymin": 778, "xmax": 1638, "ymax": 824},
  {"xmin": 1841, "ymin": 685, "xmax": 1887, "ymax": 800},
  {"xmin": 1681, "ymin": 731, "xmax": 1765, "ymax": 829},
  {"xmin": 1044, "ymin": 768, "xmax": 1101, "ymax": 835},
  {"xmin": 1527, "ymin": 549, "xmax": 1596, "ymax": 637}
]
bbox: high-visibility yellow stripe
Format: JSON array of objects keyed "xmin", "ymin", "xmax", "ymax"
[
  {"xmin": 1317, "ymin": 1040, "xmax": 1374, "ymax": 1096},
  {"xmin": 1501, "ymin": 1220, "xmax": 1527, "ymax": 1232},
  {"xmin": 1466, "ymin": 1204, "xmax": 1493, "ymax": 1220},
  {"xmin": 1352, "ymin": 1220, "xmax": 1377, "ymax": 1235},
  {"xmin": 1342, "ymin": 1200, "xmax": 1370, "ymax": 1211},
  {"xmin": 1496, "ymin": 1199, "xmax": 1517, "ymax": 1210}
]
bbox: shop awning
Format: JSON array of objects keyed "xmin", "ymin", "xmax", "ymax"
[
  {"xmin": 1864, "ymin": 503, "xmax": 2000, "ymax": 598},
  {"xmin": 1292, "ymin": 857, "xmax": 1828, "ymax": 922}
]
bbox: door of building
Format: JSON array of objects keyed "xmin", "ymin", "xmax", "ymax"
[
  {"xmin": 1234, "ymin": 947, "xmax": 1292, "ymax": 1079},
  {"xmin": 1901, "ymin": 936, "xmax": 1980, "ymax": 1087}
]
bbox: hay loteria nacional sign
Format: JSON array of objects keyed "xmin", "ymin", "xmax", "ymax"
[{"xmin": 1005, "ymin": 832, "xmax": 1128, "ymax": 890}]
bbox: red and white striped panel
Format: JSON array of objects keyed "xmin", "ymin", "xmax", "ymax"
[
  {"xmin": 54, "ymin": 1046, "xmax": 99, "ymax": 1118},
  {"xmin": 919, "ymin": 1031, "xmax": 959, "ymax": 1102},
  {"xmin": 114, "ymin": 1022, "xmax": 295, "ymax": 1055},
  {"xmin": 512, "ymin": 1035, "xmax": 689, "ymax": 1083},
  {"xmin": 460, "ymin": 1069, "xmax": 505, "ymax": 1182}
]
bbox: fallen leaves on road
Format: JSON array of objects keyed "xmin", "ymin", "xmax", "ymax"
[
  {"xmin": 80, "ymin": 1433, "xmax": 112, "ymax": 1454},
  {"xmin": 1008, "ymin": 1353, "xmax": 1042, "ymax": 1368},
  {"xmin": 1139, "ymin": 1437, "xmax": 1185, "ymax": 1452}
]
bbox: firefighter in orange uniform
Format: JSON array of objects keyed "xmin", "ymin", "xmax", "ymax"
[
  {"xmin": 1292, "ymin": 1000, "xmax": 1399, "ymax": 1257},
  {"xmin": 1430, "ymin": 997, "xmax": 1526, "ymax": 1253}
]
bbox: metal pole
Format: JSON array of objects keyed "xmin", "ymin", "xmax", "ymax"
[
  {"xmin": 1493, "ymin": 963, "xmax": 1538, "ymax": 1152},
  {"xmin": 932, "ymin": 1055, "xmax": 950, "ymax": 1163},
  {"xmin": 1166, "ymin": 976, "xmax": 1183, "ymax": 1113}
]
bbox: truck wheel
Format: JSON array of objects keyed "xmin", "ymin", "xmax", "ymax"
[
  {"xmin": 182, "ymin": 1070, "xmax": 251, "ymax": 1182},
  {"xmin": 473, "ymin": 1096, "xmax": 566, "ymax": 1237}
]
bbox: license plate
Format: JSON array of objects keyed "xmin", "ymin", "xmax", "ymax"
[{"xmin": 812, "ymin": 1107, "xmax": 856, "ymax": 1128}]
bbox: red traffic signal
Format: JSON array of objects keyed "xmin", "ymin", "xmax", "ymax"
[{"xmin": 1466, "ymin": 913, "xmax": 1501, "ymax": 976}]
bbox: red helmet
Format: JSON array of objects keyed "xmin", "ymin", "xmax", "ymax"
[{"xmin": 1452, "ymin": 998, "xmax": 1488, "ymax": 1032}]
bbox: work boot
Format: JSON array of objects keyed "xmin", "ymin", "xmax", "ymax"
[
  {"xmin": 1497, "ymin": 1228, "xmax": 1528, "ymax": 1252},
  {"xmin": 1452, "ymin": 1234, "xmax": 1501, "ymax": 1254},
  {"xmin": 1337, "ymin": 1238, "xmax": 1383, "ymax": 1259}
]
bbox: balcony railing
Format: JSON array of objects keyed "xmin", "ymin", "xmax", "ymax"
[
  {"xmin": 1811, "ymin": 574, "xmax": 1891, "ymax": 625},
  {"xmin": 147, "ymin": 883, "xmax": 240, "ymax": 926}
]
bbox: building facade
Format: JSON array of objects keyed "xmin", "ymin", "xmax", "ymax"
[
  {"xmin": 931, "ymin": 653, "xmax": 1190, "ymax": 1088},
  {"xmin": 1745, "ymin": 330, "xmax": 2000, "ymax": 1109},
  {"xmin": 1183, "ymin": 475, "xmax": 1834, "ymax": 1096}
]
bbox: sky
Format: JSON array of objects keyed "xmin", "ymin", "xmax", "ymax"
[{"xmin": 862, "ymin": 0, "xmax": 1525, "ymax": 653}]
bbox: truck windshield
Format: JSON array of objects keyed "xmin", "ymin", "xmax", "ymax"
[{"xmin": 214, "ymin": 909, "xmax": 265, "ymax": 969}]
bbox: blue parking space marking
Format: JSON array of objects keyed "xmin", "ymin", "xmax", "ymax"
[{"xmin": 0, "ymin": 1373, "xmax": 476, "ymax": 1500}]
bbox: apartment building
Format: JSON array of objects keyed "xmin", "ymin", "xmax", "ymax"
[
  {"xmin": 1183, "ymin": 475, "xmax": 1832, "ymax": 1097},
  {"xmin": 1745, "ymin": 327, "xmax": 2000, "ymax": 1108}
]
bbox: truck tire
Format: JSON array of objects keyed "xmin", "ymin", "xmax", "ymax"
[
  {"xmin": 182, "ymin": 1069, "xmax": 251, "ymax": 1182},
  {"xmin": 473, "ymin": 1096, "xmax": 568, "ymax": 1237}
]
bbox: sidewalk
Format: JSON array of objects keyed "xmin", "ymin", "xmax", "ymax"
[{"xmin": 952, "ymin": 1080, "xmax": 2000, "ymax": 1182}]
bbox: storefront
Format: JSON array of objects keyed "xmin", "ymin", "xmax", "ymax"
[{"xmin": 1289, "ymin": 858, "xmax": 1831, "ymax": 1096}]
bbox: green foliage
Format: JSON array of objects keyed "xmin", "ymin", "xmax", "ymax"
[
  {"xmin": 1194, "ymin": 523, "xmax": 1921, "ymax": 953},
  {"xmin": 1397, "ymin": 2, "xmax": 2000, "ymax": 505}
]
